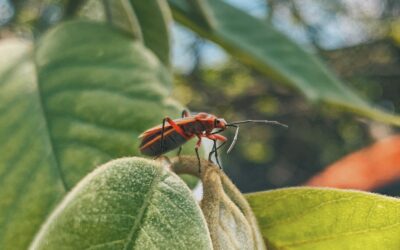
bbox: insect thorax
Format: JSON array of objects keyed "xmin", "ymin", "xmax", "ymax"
[{"xmin": 182, "ymin": 120, "xmax": 212, "ymax": 135}]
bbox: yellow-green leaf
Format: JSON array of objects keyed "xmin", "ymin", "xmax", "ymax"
[{"xmin": 246, "ymin": 188, "xmax": 400, "ymax": 250}]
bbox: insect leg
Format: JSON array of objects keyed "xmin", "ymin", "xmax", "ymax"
[
  {"xmin": 214, "ymin": 141, "xmax": 222, "ymax": 169},
  {"xmin": 195, "ymin": 148, "xmax": 201, "ymax": 173},
  {"xmin": 214, "ymin": 141, "xmax": 226, "ymax": 169},
  {"xmin": 211, "ymin": 129, "xmax": 224, "ymax": 134},
  {"xmin": 181, "ymin": 109, "xmax": 190, "ymax": 118},
  {"xmin": 159, "ymin": 116, "xmax": 191, "ymax": 155},
  {"xmin": 208, "ymin": 140, "xmax": 217, "ymax": 161},
  {"xmin": 177, "ymin": 146, "xmax": 182, "ymax": 157},
  {"xmin": 209, "ymin": 140, "xmax": 224, "ymax": 169},
  {"xmin": 176, "ymin": 110, "xmax": 187, "ymax": 156},
  {"xmin": 161, "ymin": 117, "xmax": 190, "ymax": 154},
  {"xmin": 206, "ymin": 134, "xmax": 227, "ymax": 169},
  {"xmin": 216, "ymin": 141, "xmax": 226, "ymax": 150},
  {"xmin": 195, "ymin": 136, "xmax": 202, "ymax": 173},
  {"xmin": 207, "ymin": 134, "xmax": 227, "ymax": 142},
  {"xmin": 165, "ymin": 117, "xmax": 189, "ymax": 139},
  {"xmin": 160, "ymin": 118, "xmax": 167, "ymax": 154}
]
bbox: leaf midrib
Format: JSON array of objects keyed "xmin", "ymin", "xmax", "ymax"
[
  {"xmin": 33, "ymin": 48, "xmax": 69, "ymax": 191},
  {"xmin": 123, "ymin": 167, "xmax": 161, "ymax": 249}
]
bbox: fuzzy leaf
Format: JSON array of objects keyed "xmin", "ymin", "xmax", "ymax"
[
  {"xmin": 170, "ymin": 156, "xmax": 265, "ymax": 250},
  {"xmin": 246, "ymin": 188, "xmax": 400, "ymax": 249},
  {"xmin": 30, "ymin": 157, "xmax": 212, "ymax": 249},
  {"xmin": 201, "ymin": 167, "xmax": 265, "ymax": 250}
]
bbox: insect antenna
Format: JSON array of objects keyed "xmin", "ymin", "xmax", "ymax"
[
  {"xmin": 227, "ymin": 120, "xmax": 288, "ymax": 128},
  {"xmin": 225, "ymin": 120, "xmax": 288, "ymax": 153},
  {"xmin": 226, "ymin": 124, "xmax": 239, "ymax": 153}
]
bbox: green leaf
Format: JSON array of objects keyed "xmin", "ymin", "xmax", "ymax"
[
  {"xmin": 35, "ymin": 20, "xmax": 183, "ymax": 186},
  {"xmin": 102, "ymin": 0, "xmax": 172, "ymax": 66},
  {"xmin": 168, "ymin": 0, "xmax": 216, "ymax": 30},
  {"xmin": 246, "ymin": 187, "xmax": 400, "ymax": 249},
  {"xmin": 129, "ymin": 0, "xmax": 172, "ymax": 66},
  {"xmin": 169, "ymin": 0, "xmax": 400, "ymax": 126},
  {"xmin": 0, "ymin": 21, "xmax": 184, "ymax": 250},
  {"xmin": 30, "ymin": 157, "xmax": 212, "ymax": 249},
  {"xmin": 103, "ymin": 0, "xmax": 143, "ymax": 39},
  {"xmin": 178, "ymin": 174, "xmax": 199, "ymax": 189},
  {"xmin": 0, "ymin": 39, "xmax": 65, "ymax": 250}
]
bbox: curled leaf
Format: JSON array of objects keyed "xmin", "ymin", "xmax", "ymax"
[{"xmin": 171, "ymin": 156, "xmax": 265, "ymax": 250}]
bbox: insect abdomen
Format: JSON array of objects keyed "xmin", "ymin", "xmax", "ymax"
[{"xmin": 140, "ymin": 130, "xmax": 190, "ymax": 156}]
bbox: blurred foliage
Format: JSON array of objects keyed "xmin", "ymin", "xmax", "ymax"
[
  {"xmin": 174, "ymin": 60, "xmax": 372, "ymax": 192},
  {"xmin": 307, "ymin": 135, "xmax": 400, "ymax": 191},
  {"xmin": 1, "ymin": 0, "xmax": 400, "ymax": 193},
  {"xmin": 171, "ymin": 0, "xmax": 400, "ymax": 194},
  {"xmin": 1, "ymin": 0, "xmax": 400, "ymax": 249},
  {"xmin": 2, "ymin": 0, "xmax": 400, "ymax": 195}
]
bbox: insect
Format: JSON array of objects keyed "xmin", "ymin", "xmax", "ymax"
[{"xmin": 139, "ymin": 111, "xmax": 287, "ymax": 170}]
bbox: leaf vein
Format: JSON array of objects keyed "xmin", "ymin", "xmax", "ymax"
[{"xmin": 122, "ymin": 168, "xmax": 161, "ymax": 249}]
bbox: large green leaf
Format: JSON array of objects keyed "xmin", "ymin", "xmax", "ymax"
[
  {"xmin": 246, "ymin": 188, "xmax": 400, "ymax": 249},
  {"xmin": 103, "ymin": 0, "xmax": 143, "ymax": 39},
  {"xmin": 0, "ymin": 21, "xmax": 183, "ymax": 249},
  {"xmin": 30, "ymin": 157, "xmax": 212, "ymax": 250},
  {"xmin": 36, "ymin": 20, "xmax": 182, "ymax": 186},
  {"xmin": 0, "ymin": 39, "xmax": 65, "ymax": 250},
  {"xmin": 129, "ymin": 0, "xmax": 172, "ymax": 66},
  {"xmin": 103, "ymin": 0, "xmax": 172, "ymax": 66},
  {"xmin": 169, "ymin": 0, "xmax": 400, "ymax": 126}
]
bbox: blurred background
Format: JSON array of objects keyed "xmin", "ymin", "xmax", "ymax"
[{"xmin": 1, "ymin": 0, "xmax": 400, "ymax": 194}]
